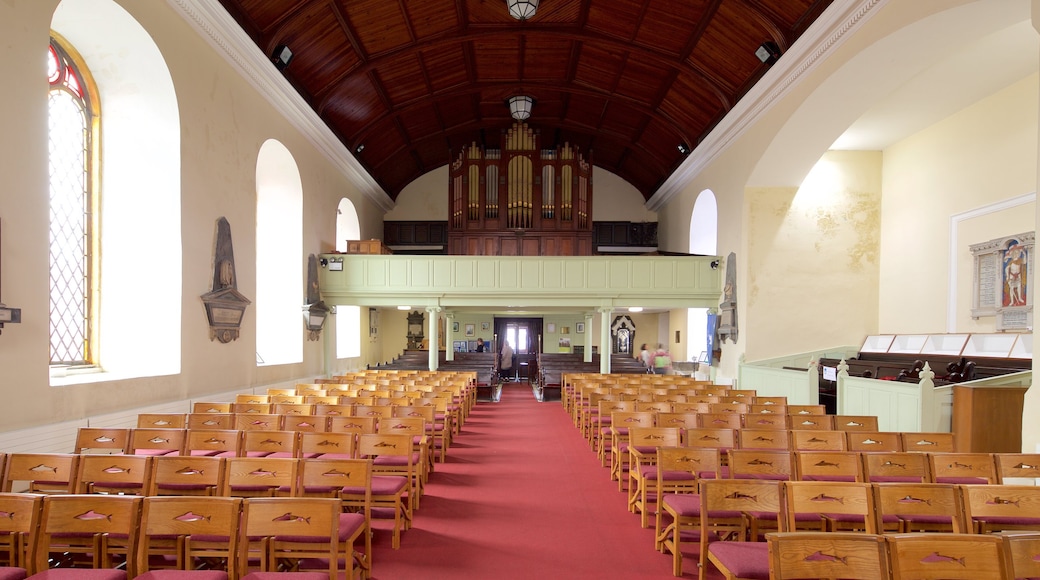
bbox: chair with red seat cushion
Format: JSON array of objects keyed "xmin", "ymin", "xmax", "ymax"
[
  {"xmin": 887, "ymin": 533, "xmax": 1012, "ymax": 580},
  {"xmin": 0, "ymin": 493, "xmax": 43, "ymax": 576},
  {"xmin": 0, "ymin": 569, "xmax": 25, "ymax": 580},
  {"xmin": 698, "ymin": 479, "xmax": 782, "ymax": 580},
  {"xmin": 872, "ymin": 482, "xmax": 967, "ymax": 533},
  {"xmin": 74, "ymin": 454, "xmax": 153, "ymax": 496},
  {"xmin": 352, "ymin": 434, "xmax": 412, "ymax": 549},
  {"xmin": 962, "ymin": 484, "xmax": 1040, "ymax": 534},
  {"xmin": 928, "ymin": 452, "xmax": 997, "ymax": 485},
  {"xmin": 766, "ymin": 531, "xmax": 889, "ymax": 580},
  {"xmin": 861, "ymin": 451, "xmax": 931, "ymax": 483},
  {"xmin": 134, "ymin": 495, "xmax": 242, "ymax": 579},
  {"xmin": 129, "ymin": 428, "xmax": 187, "ymax": 457},
  {"xmin": 148, "ymin": 456, "xmax": 226, "ymax": 496},
  {"xmin": 28, "ymin": 494, "xmax": 141, "ymax": 579},
  {"xmin": 243, "ymin": 496, "xmax": 368, "ymax": 580}
]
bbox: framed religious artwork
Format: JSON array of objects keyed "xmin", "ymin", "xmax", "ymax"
[
  {"xmin": 465, "ymin": 323, "xmax": 475, "ymax": 336},
  {"xmin": 452, "ymin": 321, "xmax": 460, "ymax": 332},
  {"xmin": 547, "ymin": 322, "xmax": 556, "ymax": 333},
  {"xmin": 481, "ymin": 321, "xmax": 490, "ymax": 331},
  {"xmin": 575, "ymin": 322, "xmax": 585, "ymax": 333}
]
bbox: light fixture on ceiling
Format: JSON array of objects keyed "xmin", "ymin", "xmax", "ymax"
[
  {"xmin": 271, "ymin": 44, "xmax": 293, "ymax": 70},
  {"xmin": 397, "ymin": 305, "xmax": 412, "ymax": 310},
  {"xmin": 507, "ymin": 95, "xmax": 534, "ymax": 121},
  {"xmin": 677, "ymin": 143, "xmax": 690, "ymax": 154},
  {"xmin": 755, "ymin": 41, "xmax": 781, "ymax": 65},
  {"xmin": 355, "ymin": 144, "xmax": 365, "ymax": 154},
  {"xmin": 628, "ymin": 307, "xmax": 643, "ymax": 313},
  {"xmin": 507, "ymin": 0, "xmax": 539, "ymax": 20}
]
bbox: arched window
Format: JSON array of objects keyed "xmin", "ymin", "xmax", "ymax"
[
  {"xmin": 688, "ymin": 190, "xmax": 718, "ymax": 363},
  {"xmin": 48, "ymin": 35, "xmax": 98, "ymax": 366},
  {"xmin": 336, "ymin": 198, "xmax": 361, "ymax": 359}
]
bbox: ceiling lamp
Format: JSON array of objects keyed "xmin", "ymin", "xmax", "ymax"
[
  {"xmin": 507, "ymin": 95, "xmax": 534, "ymax": 121},
  {"xmin": 507, "ymin": 0, "xmax": 539, "ymax": 20}
]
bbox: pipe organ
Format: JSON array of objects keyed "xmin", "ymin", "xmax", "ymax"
[{"xmin": 449, "ymin": 122, "xmax": 593, "ymax": 256}]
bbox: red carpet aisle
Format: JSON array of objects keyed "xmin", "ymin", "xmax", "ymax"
[{"xmin": 369, "ymin": 382, "xmax": 719, "ymax": 579}]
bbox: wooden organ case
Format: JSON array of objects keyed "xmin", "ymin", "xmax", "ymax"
[{"xmin": 448, "ymin": 122, "xmax": 593, "ymax": 256}]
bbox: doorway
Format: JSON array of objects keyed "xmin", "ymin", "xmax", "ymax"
[{"xmin": 494, "ymin": 317, "xmax": 542, "ymax": 382}]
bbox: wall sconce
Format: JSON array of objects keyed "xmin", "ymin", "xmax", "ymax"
[{"xmin": 710, "ymin": 260, "xmax": 720, "ymax": 269}]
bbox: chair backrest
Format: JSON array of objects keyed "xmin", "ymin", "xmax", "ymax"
[
  {"xmin": 299, "ymin": 432, "xmax": 357, "ymax": 459},
  {"xmin": 240, "ymin": 429, "xmax": 300, "ymax": 458},
  {"xmin": 748, "ymin": 404, "xmax": 787, "ymax": 415},
  {"xmin": 833, "ymin": 416, "xmax": 879, "ymax": 432},
  {"xmin": 130, "ymin": 427, "xmax": 187, "ymax": 456},
  {"xmin": 846, "ymin": 431, "xmax": 902, "ymax": 452},
  {"xmin": 928, "ymin": 452, "xmax": 997, "ymax": 484},
  {"xmin": 193, "ymin": 401, "xmax": 232, "ymax": 414},
  {"xmin": 791, "ymin": 430, "xmax": 848, "ymax": 452},
  {"xmin": 698, "ymin": 479, "xmax": 781, "ymax": 548},
  {"xmin": 378, "ymin": 416, "xmax": 426, "ymax": 440},
  {"xmin": 273, "ymin": 403, "xmax": 315, "ymax": 416},
  {"xmin": 789, "ymin": 414, "xmax": 834, "ymax": 431},
  {"xmin": 222, "ymin": 456, "xmax": 300, "ymax": 497},
  {"xmin": 2, "ymin": 453, "xmax": 80, "ymax": 494},
  {"xmin": 753, "ymin": 396, "xmax": 788, "ymax": 406},
  {"xmin": 187, "ymin": 412, "xmax": 235, "ymax": 430},
  {"xmin": 767, "ymin": 532, "xmax": 890, "ymax": 580},
  {"xmin": 996, "ymin": 531, "xmax": 1040, "ymax": 580},
  {"xmin": 655, "ymin": 412, "xmax": 700, "ymax": 431},
  {"xmin": 74, "ymin": 427, "xmax": 131, "ymax": 454},
  {"xmin": 329, "ymin": 415, "xmax": 378, "ymax": 436},
  {"xmin": 743, "ymin": 413, "xmax": 789, "ymax": 430},
  {"xmin": 354, "ymin": 405, "xmax": 393, "ymax": 420},
  {"xmin": 657, "ymin": 447, "xmax": 720, "ymax": 481},
  {"xmin": 270, "ymin": 395, "xmax": 305, "ymax": 405},
  {"xmin": 961, "ymin": 484, "xmax": 1040, "ymax": 533},
  {"xmin": 995, "ymin": 452, "xmax": 1040, "ymax": 484},
  {"xmin": 75, "ymin": 453, "xmax": 153, "ymax": 495},
  {"xmin": 136, "ymin": 413, "xmax": 186, "ymax": 429},
  {"xmin": 794, "ymin": 451, "xmax": 863, "ymax": 482},
  {"xmin": 635, "ymin": 401, "xmax": 673, "ymax": 414},
  {"xmin": 0, "ymin": 492, "xmax": 43, "ymax": 573},
  {"xmin": 313, "ymin": 403, "xmax": 354, "ymax": 416},
  {"xmin": 297, "ymin": 457, "xmax": 372, "ymax": 505},
  {"xmin": 886, "ymin": 533, "xmax": 1011, "ymax": 580},
  {"xmin": 900, "ymin": 432, "xmax": 955, "ymax": 453},
  {"xmin": 872, "ymin": 482, "xmax": 967, "ymax": 533},
  {"xmin": 148, "ymin": 455, "xmax": 226, "ymax": 496},
  {"xmin": 727, "ymin": 449, "xmax": 794, "ymax": 481},
  {"xmin": 780, "ymin": 481, "xmax": 878, "ymax": 533},
  {"xmin": 697, "ymin": 412, "xmax": 742, "ymax": 430},
  {"xmin": 610, "ymin": 411, "xmax": 655, "ymax": 433},
  {"xmin": 137, "ymin": 495, "xmax": 242, "ymax": 577},
  {"xmin": 236, "ymin": 394, "xmax": 271, "ymax": 404},
  {"xmin": 35, "ymin": 494, "xmax": 142, "ymax": 576},
  {"xmin": 684, "ymin": 427, "xmax": 736, "ymax": 450},
  {"xmin": 281, "ymin": 414, "xmax": 329, "ymax": 432},
  {"xmin": 235, "ymin": 413, "xmax": 283, "ymax": 431},
  {"xmin": 242, "ymin": 496, "xmax": 345, "ymax": 576},
  {"xmin": 861, "ymin": 452, "xmax": 931, "ymax": 483},
  {"xmin": 709, "ymin": 402, "xmax": 748, "ymax": 415},
  {"xmin": 738, "ymin": 428, "xmax": 790, "ymax": 450},
  {"xmin": 787, "ymin": 405, "xmax": 826, "ymax": 416},
  {"xmin": 185, "ymin": 429, "xmax": 242, "ymax": 457},
  {"xmin": 627, "ymin": 427, "xmax": 682, "ymax": 452}
]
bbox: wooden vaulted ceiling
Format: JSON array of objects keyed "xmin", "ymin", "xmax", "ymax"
[{"xmin": 217, "ymin": 0, "xmax": 832, "ymax": 201}]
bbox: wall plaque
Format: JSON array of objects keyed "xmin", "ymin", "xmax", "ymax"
[{"xmin": 971, "ymin": 231, "xmax": 1033, "ymax": 331}]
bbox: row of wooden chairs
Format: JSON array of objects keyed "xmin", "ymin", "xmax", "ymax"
[
  {"xmin": 653, "ymin": 478, "xmax": 1040, "ymax": 577},
  {"xmin": 562, "ymin": 373, "xmax": 734, "ymax": 415},
  {"xmin": 0, "ymin": 491, "xmax": 370, "ymax": 579},
  {"xmin": 0, "ymin": 447, "xmax": 414, "ymax": 555},
  {"xmin": 766, "ymin": 530, "xmax": 1040, "ymax": 580}
]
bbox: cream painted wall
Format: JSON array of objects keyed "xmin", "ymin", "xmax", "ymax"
[
  {"xmin": 879, "ymin": 74, "xmax": 1038, "ymax": 333},
  {"xmin": 745, "ymin": 151, "xmax": 882, "ymax": 361},
  {"xmin": 0, "ymin": 0, "xmax": 384, "ymax": 431},
  {"xmin": 384, "ymin": 166, "xmax": 656, "ymax": 223}
]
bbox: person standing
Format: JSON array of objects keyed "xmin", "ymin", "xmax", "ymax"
[
  {"xmin": 652, "ymin": 343, "xmax": 672, "ymax": 375},
  {"xmin": 475, "ymin": 337, "xmax": 485, "ymax": 352},
  {"xmin": 640, "ymin": 343, "xmax": 652, "ymax": 371},
  {"xmin": 500, "ymin": 341, "xmax": 514, "ymax": 380}
]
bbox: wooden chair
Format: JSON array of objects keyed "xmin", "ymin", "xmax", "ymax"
[
  {"xmin": 73, "ymin": 428, "xmax": 130, "ymax": 454},
  {"xmin": 136, "ymin": 413, "xmax": 186, "ymax": 429},
  {"xmin": 221, "ymin": 457, "xmax": 299, "ymax": 498},
  {"xmin": 356, "ymin": 434, "xmax": 413, "ymax": 549},
  {"xmin": 747, "ymin": 404, "xmax": 786, "ymax": 415},
  {"xmin": 74, "ymin": 454, "xmax": 152, "ymax": 495},
  {"xmin": 594, "ymin": 399, "xmax": 633, "ymax": 461},
  {"xmin": 33, "ymin": 494, "xmax": 141, "ymax": 578},
  {"xmin": 395, "ymin": 404, "xmax": 444, "ymax": 464},
  {"xmin": 186, "ymin": 413, "xmax": 234, "ymax": 430},
  {"xmin": 790, "ymin": 429, "xmax": 848, "ymax": 452},
  {"xmin": 642, "ymin": 447, "xmax": 717, "ymax": 534},
  {"xmin": 996, "ymin": 452, "xmax": 1040, "ymax": 483},
  {"xmin": 299, "ymin": 431, "xmax": 356, "ymax": 459},
  {"xmin": 766, "ymin": 532, "xmax": 890, "ymax": 580},
  {"xmin": 781, "ymin": 480, "xmax": 878, "ymax": 534},
  {"xmin": 273, "ymin": 403, "xmax": 314, "ymax": 416},
  {"xmin": 900, "ymin": 431, "xmax": 954, "ymax": 452},
  {"xmin": 239, "ymin": 429, "xmax": 299, "ymax": 458},
  {"xmin": 872, "ymin": 482, "xmax": 967, "ymax": 533},
  {"xmin": 129, "ymin": 428, "xmax": 186, "ymax": 456},
  {"xmin": 787, "ymin": 405, "xmax": 826, "ymax": 416},
  {"xmin": 270, "ymin": 394, "xmax": 305, "ymax": 405},
  {"xmin": 928, "ymin": 452, "xmax": 997, "ymax": 484},
  {"xmin": 242, "ymin": 496, "xmax": 367, "ymax": 580},
  {"xmin": 0, "ymin": 493, "xmax": 43, "ymax": 576},
  {"xmin": 698, "ymin": 412, "xmax": 742, "ymax": 430},
  {"xmin": 135, "ymin": 495, "xmax": 242, "ymax": 579},
  {"xmin": 377, "ymin": 416, "xmax": 428, "ymax": 506},
  {"xmin": 296, "ymin": 458, "xmax": 373, "ymax": 577},
  {"xmin": 700, "ymin": 479, "xmax": 782, "ymax": 579},
  {"xmin": 709, "ymin": 402, "xmax": 748, "ymax": 415},
  {"xmin": 833, "ymin": 416, "xmax": 879, "ymax": 432},
  {"xmin": 861, "ymin": 451, "xmax": 931, "ymax": 483},
  {"xmin": 231, "ymin": 403, "xmax": 273, "ymax": 415},
  {"xmin": 184, "ymin": 429, "xmax": 242, "ymax": 457},
  {"xmin": 846, "ymin": 431, "xmax": 902, "ymax": 452},
  {"xmin": 2, "ymin": 453, "xmax": 79, "ymax": 494},
  {"xmin": 312, "ymin": 403, "xmax": 354, "ymax": 417},
  {"xmin": 961, "ymin": 484, "xmax": 1040, "ymax": 534},
  {"xmin": 626, "ymin": 429, "xmax": 683, "ymax": 526},
  {"xmin": 654, "ymin": 412, "xmax": 700, "ymax": 432},
  {"xmin": 726, "ymin": 449, "xmax": 794, "ymax": 542},
  {"xmin": 794, "ymin": 450, "xmax": 863, "ymax": 482},
  {"xmin": 235, "ymin": 394, "xmax": 270, "ymax": 405},
  {"xmin": 753, "ymin": 396, "xmax": 787, "ymax": 406},
  {"xmin": 609, "ymin": 411, "xmax": 655, "ymax": 484},
  {"xmin": 995, "ymin": 531, "xmax": 1040, "ymax": 580},
  {"xmin": 148, "ymin": 455, "xmax": 226, "ymax": 496},
  {"xmin": 328, "ymin": 415, "xmax": 378, "ymax": 436},
  {"xmin": 737, "ymin": 429, "xmax": 789, "ymax": 451},
  {"xmin": 743, "ymin": 413, "xmax": 789, "ymax": 430},
  {"xmin": 886, "ymin": 533, "xmax": 1012, "ymax": 580}
]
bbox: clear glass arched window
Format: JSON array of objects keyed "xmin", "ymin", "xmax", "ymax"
[{"xmin": 48, "ymin": 35, "xmax": 98, "ymax": 366}]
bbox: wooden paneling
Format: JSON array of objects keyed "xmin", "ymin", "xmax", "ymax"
[{"xmin": 953, "ymin": 385, "xmax": 1026, "ymax": 452}]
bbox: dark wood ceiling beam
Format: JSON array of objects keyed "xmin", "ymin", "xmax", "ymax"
[
  {"xmin": 330, "ymin": 0, "xmax": 370, "ymax": 62},
  {"xmin": 677, "ymin": 0, "xmax": 721, "ymax": 62},
  {"xmin": 397, "ymin": 0, "xmax": 419, "ymax": 44}
]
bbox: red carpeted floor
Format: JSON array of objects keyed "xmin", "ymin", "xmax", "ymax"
[{"xmin": 368, "ymin": 382, "xmax": 718, "ymax": 579}]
